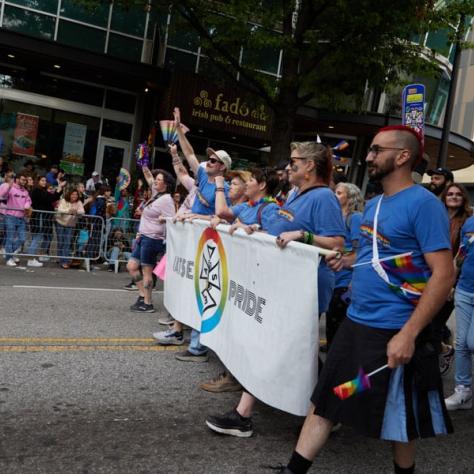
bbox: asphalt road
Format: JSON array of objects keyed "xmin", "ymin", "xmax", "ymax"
[{"xmin": 0, "ymin": 265, "xmax": 473, "ymax": 473}]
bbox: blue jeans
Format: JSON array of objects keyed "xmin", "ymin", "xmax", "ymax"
[
  {"xmin": 5, "ymin": 215, "xmax": 26, "ymax": 260},
  {"xmin": 28, "ymin": 214, "xmax": 53, "ymax": 255},
  {"xmin": 454, "ymin": 288, "xmax": 474, "ymax": 387},
  {"xmin": 107, "ymin": 247, "xmax": 131, "ymax": 262},
  {"xmin": 56, "ymin": 224, "xmax": 73, "ymax": 265},
  {"xmin": 188, "ymin": 329, "xmax": 208, "ymax": 356}
]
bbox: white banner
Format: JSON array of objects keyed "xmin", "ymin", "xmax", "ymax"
[{"xmin": 164, "ymin": 220, "xmax": 320, "ymax": 416}]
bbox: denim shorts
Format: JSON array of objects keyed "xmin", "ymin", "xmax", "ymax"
[{"xmin": 130, "ymin": 234, "xmax": 165, "ymax": 266}]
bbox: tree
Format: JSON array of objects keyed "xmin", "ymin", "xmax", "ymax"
[{"xmin": 78, "ymin": 0, "xmax": 474, "ymax": 161}]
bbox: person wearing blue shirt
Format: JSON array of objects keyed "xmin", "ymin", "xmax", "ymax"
[
  {"xmin": 46, "ymin": 165, "xmax": 59, "ymax": 186},
  {"xmin": 206, "ymin": 142, "xmax": 345, "ymax": 438},
  {"xmin": 171, "ymin": 107, "xmax": 232, "ymax": 363},
  {"xmin": 445, "ymin": 215, "xmax": 474, "ymax": 411},
  {"xmin": 325, "ymin": 182, "xmax": 364, "ymax": 348},
  {"xmin": 278, "ymin": 126, "xmax": 454, "ymax": 474},
  {"xmin": 213, "ymin": 167, "xmax": 280, "ymax": 233}
]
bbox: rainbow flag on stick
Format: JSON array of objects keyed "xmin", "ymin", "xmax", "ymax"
[
  {"xmin": 380, "ymin": 253, "xmax": 430, "ymax": 306},
  {"xmin": 333, "ymin": 365, "xmax": 388, "ymax": 400}
]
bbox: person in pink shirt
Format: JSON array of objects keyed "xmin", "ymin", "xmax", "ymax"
[
  {"xmin": 0, "ymin": 173, "xmax": 32, "ymax": 266},
  {"xmin": 127, "ymin": 169, "xmax": 176, "ymax": 313}
]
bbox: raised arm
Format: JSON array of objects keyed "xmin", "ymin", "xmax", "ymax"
[
  {"xmin": 169, "ymin": 144, "xmax": 190, "ymax": 183},
  {"xmin": 142, "ymin": 165, "xmax": 154, "ymax": 189},
  {"xmin": 173, "ymin": 107, "xmax": 199, "ymax": 175}
]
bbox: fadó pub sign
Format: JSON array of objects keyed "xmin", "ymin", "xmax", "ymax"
[{"xmin": 166, "ymin": 72, "xmax": 273, "ymax": 141}]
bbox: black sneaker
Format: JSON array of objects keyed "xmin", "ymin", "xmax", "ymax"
[
  {"xmin": 205, "ymin": 408, "xmax": 253, "ymax": 437},
  {"xmin": 130, "ymin": 296, "xmax": 144, "ymax": 311},
  {"xmin": 124, "ymin": 282, "xmax": 138, "ymax": 291},
  {"xmin": 175, "ymin": 350, "xmax": 209, "ymax": 362},
  {"xmin": 131, "ymin": 302, "xmax": 155, "ymax": 313}
]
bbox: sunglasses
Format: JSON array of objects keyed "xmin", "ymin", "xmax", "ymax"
[{"xmin": 208, "ymin": 157, "xmax": 223, "ymax": 165}]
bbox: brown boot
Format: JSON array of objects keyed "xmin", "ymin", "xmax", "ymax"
[{"xmin": 199, "ymin": 372, "xmax": 242, "ymax": 393}]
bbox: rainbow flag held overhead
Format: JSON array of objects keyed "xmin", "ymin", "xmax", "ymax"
[
  {"xmin": 380, "ymin": 253, "xmax": 430, "ymax": 306},
  {"xmin": 159, "ymin": 120, "xmax": 190, "ymax": 145},
  {"xmin": 333, "ymin": 367, "xmax": 371, "ymax": 400}
]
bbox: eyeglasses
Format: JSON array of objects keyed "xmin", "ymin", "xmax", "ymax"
[
  {"xmin": 367, "ymin": 144, "xmax": 405, "ymax": 155},
  {"xmin": 208, "ymin": 157, "xmax": 223, "ymax": 165}
]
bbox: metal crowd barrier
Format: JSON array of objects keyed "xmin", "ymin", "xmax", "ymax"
[
  {"xmin": 102, "ymin": 216, "xmax": 139, "ymax": 273},
  {"xmin": 0, "ymin": 208, "xmax": 104, "ymax": 272}
]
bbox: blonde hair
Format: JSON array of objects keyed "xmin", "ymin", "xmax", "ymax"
[
  {"xmin": 290, "ymin": 142, "xmax": 333, "ymax": 184},
  {"xmin": 227, "ymin": 170, "xmax": 251, "ymax": 183}
]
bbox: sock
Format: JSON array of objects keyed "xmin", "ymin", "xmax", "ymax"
[
  {"xmin": 287, "ymin": 451, "xmax": 312, "ymax": 474},
  {"xmin": 394, "ymin": 462, "xmax": 415, "ymax": 474}
]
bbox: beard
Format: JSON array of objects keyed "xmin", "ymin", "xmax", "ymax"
[
  {"xmin": 367, "ymin": 157, "xmax": 396, "ymax": 181},
  {"xmin": 428, "ymin": 182, "xmax": 445, "ymax": 196}
]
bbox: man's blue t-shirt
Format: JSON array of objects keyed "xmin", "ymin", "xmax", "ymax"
[
  {"xmin": 231, "ymin": 200, "xmax": 279, "ymax": 230},
  {"xmin": 335, "ymin": 212, "xmax": 362, "ymax": 288},
  {"xmin": 46, "ymin": 171, "xmax": 58, "ymax": 186},
  {"xmin": 348, "ymin": 185, "xmax": 450, "ymax": 330},
  {"xmin": 266, "ymin": 186, "xmax": 345, "ymax": 314},
  {"xmin": 457, "ymin": 216, "xmax": 474, "ymax": 294},
  {"xmin": 191, "ymin": 166, "xmax": 230, "ymax": 215}
]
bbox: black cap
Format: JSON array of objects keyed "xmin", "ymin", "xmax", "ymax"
[{"xmin": 427, "ymin": 167, "xmax": 454, "ymax": 182}]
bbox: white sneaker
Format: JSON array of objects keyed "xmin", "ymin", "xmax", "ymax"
[
  {"xmin": 6, "ymin": 258, "xmax": 17, "ymax": 267},
  {"xmin": 38, "ymin": 256, "xmax": 50, "ymax": 262},
  {"xmin": 13, "ymin": 257, "xmax": 20, "ymax": 263},
  {"xmin": 445, "ymin": 385, "xmax": 472, "ymax": 411},
  {"xmin": 27, "ymin": 259, "xmax": 43, "ymax": 268}
]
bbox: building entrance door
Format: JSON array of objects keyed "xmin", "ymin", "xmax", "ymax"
[{"xmin": 96, "ymin": 138, "xmax": 131, "ymax": 187}]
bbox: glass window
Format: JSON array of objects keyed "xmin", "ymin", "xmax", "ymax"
[
  {"xmin": 105, "ymin": 90, "xmax": 136, "ymax": 114},
  {"xmin": 107, "ymin": 34, "xmax": 143, "ymax": 63},
  {"xmin": 102, "ymin": 119, "xmax": 132, "ymax": 141},
  {"xmin": 242, "ymin": 45, "xmax": 280, "ymax": 75},
  {"xmin": 426, "ymin": 29, "xmax": 452, "ymax": 57},
  {"xmin": 165, "ymin": 48, "xmax": 197, "ymax": 72},
  {"xmin": 2, "ymin": 6, "xmax": 55, "ymax": 40},
  {"xmin": 167, "ymin": 13, "xmax": 200, "ymax": 52},
  {"xmin": 111, "ymin": 4, "xmax": 146, "ymax": 37},
  {"xmin": 57, "ymin": 20, "xmax": 106, "ymax": 53},
  {"xmin": 198, "ymin": 55, "xmax": 229, "ymax": 83},
  {"xmin": 7, "ymin": 0, "xmax": 58, "ymax": 14},
  {"xmin": 60, "ymin": 0, "xmax": 109, "ymax": 28},
  {"xmin": 147, "ymin": 5, "xmax": 168, "ymax": 40}
]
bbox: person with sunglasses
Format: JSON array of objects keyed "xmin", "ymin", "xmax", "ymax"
[
  {"xmin": 171, "ymin": 107, "xmax": 232, "ymax": 362},
  {"xmin": 205, "ymin": 142, "xmax": 345, "ymax": 438},
  {"xmin": 274, "ymin": 126, "xmax": 454, "ymax": 474}
]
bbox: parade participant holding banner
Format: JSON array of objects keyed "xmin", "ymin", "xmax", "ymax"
[
  {"xmin": 213, "ymin": 168, "xmax": 280, "ymax": 233},
  {"xmin": 127, "ymin": 170, "xmax": 175, "ymax": 313},
  {"xmin": 206, "ymin": 142, "xmax": 345, "ymax": 437},
  {"xmin": 172, "ymin": 107, "xmax": 232, "ymax": 362},
  {"xmin": 276, "ymin": 126, "xmax": 454, "ymax": 474}
]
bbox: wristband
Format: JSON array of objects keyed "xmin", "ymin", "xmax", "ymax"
[
  {"xmin": 304, "ymin": 231, "xmax": 314, "ymax": 245},
  {"xmin": 216, "ymin": 187, "xmax": 225, "ymax": 192}
]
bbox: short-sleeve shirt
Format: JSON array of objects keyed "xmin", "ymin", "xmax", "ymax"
[
  {"xmin": 335, "ymin": 212, "xmax": 362, "ymax": 288},
  {"xmin": 266, "ymin": 186, "xmax": 345, "ymax": 314},
  {"xmin": 191, "ymin": 166, "xmax": 230, "ymax": 215},
  {"xmin": 457, "ymin": 216, "xmax": 474, "ymax": 294},
  {"xmin": 231, "ymin": 200, "xmax": 279, "ymax": 230},
  {"xmin": 348, "ymin": 185, "xmax": 450, "ymax": 330}
]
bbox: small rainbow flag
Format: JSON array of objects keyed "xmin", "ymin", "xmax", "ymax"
[
  {"xmin": 135, "ymin": 142, "xmax": 150, "ymax": 168},
  {"xmin": 380, "ymin": 254, "xmax": 430, "ymax": 305},
  {"xmin": 159, "ymin": 120, "xmax": 190, "ymax": 145},
  {"xmin": 333, "ymin": 367, "xmax": 371, "ymax": 400}
]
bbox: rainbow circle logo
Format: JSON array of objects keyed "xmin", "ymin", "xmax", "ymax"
[{"xmin": 194, "ymin": 227, "xmax": 229, "ymax": 333}]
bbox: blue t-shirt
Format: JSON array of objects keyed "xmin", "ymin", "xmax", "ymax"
[
  {"xmin": 266, "ymin": 186, "xmax": 345, "ymax": 314},
  {"xmin": 46, "ymin": 171, "xmax": 58, "ymax": 186},
  {"xmin": 231, "ymin": 200, "xmax": 279, "ymax": 230},
  {"xmin": 457, "ymin": 216, "xmax": 474, "ymax": 294},
  {"xmin": 335, "ymin": 212, "xmax": 362, "ymax": 288},
  {"xmin": 191, "ymin": 167, "xmax": 230, "ymax": 215},
  {"xmin": 348, "ymin": 185, "xmax": 450, "ymax": 330}
]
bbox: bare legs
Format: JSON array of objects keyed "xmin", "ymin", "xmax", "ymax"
[
  {"xmin": 236, "ymin": 391, "xmax": 257, "ymax": 418},
  {"xmin": 127, "ymin": 260, "xmax": 153, "ymax": 304},
  {"xmin": 392, "ymin": 441, "xmax": 416, "ymax": 469}
]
